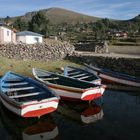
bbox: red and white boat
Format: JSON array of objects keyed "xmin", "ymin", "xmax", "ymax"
[
  {"xmin": 0, "ymin": 72, "xmax": 60, "ymax": 118},
  {"xmin": 32, "ymin": 68, "xmax": 106, "ymax": 101},
  {"xmin": 85, "ymin": 64, "xmax": 140, "ymax": 90}
]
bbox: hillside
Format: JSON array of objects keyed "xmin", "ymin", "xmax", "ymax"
[
  {"xmin": 13, "ymin": 7, "xmax": 100, "ymax": 24},
  {"xmin": 2, "ymin": 7, "xmax": 140, "ymax": 26}
]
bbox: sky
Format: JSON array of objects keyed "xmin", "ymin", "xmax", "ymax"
[{"xmin": 0, "ymin": 0, "xmax": 140, "ymax": 20}]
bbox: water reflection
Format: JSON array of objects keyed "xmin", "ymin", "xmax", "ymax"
[
  {"xmin": 23, "ymin": 119, "xmax": 59, "ymax": 140},
  {"xmin": 0, "ymin": 104, "xmax": 59, "ymax": 140},
  {"xmin": 81, "ymin": 104, "xmax": 103, "ymax": 124},
  {"xmin": 57, "ymin": 100, "xmax": 103, "ymax": 124},
  {"xmin": 0, "ymin": 90, "xmax": 140, "ymax": 140}
]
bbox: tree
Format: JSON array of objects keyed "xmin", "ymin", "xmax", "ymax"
[
  {"xmin": 28, "ymin": 11, "xmax": 49, "ymax": 36},
  {"xmin": 13, "ymin": 18, "xmax": 28, "ymax": 31},
  {"xmin": 4, "ymin": 16, "xmax": 11, "ymax": 24}
]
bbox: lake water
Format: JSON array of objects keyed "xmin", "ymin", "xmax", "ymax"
[{"xmin": 0, "ymin": 90, "xmax": 140, "ymax": 140}]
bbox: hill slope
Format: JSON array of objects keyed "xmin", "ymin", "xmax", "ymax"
[{"xmin": 19, "ymin": 7, "xmax": 100, "ymax": 24}]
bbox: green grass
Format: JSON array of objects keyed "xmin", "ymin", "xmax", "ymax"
[{"xmin": 0, "ymin": 57, "xmax": 79, "ymax": 77}]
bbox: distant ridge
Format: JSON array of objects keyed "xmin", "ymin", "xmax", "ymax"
[
  {"xmin": 16, "ymin": 7, "xmax": 100, "ymax": 24},
  {"xmin": 1, "ymin": 7, "xmax": 139, "ymax": 25}
]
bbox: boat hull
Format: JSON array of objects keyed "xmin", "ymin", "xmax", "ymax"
[
  {"xmin": 48, "ymin": 85, "xmax": 105, "ymax": 101},
  {"xmin": 85, "ymin": 64, "xmax": 140, "ymax": 88},
  {"xmin": 0, "ymin": 94, "xmax": 59, "ymax": 118},
  {"xmin": 32, "ymin": 68, "xmax": 106, "ymax": 102},
  {"xmin": 99, "ymin": 73, "xmax": 140, "ymax": 87}
]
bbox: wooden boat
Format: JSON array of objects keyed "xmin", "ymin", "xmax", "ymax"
[
  {"xmin": 63, "ymin": 66, "xmax": 101, "ymax": 85},
  {"xmin": 57, "ymin": 101, "xmax": 103, "ymax": 124},
  {"xmin": 32, "ymin": 68, "xmax": 106, "ymax": 101},
  {"xmin": 84, "ymin": 64, "xmax": 140, "ymax": 89},
  {"xmin": 0, "ymin": 72, "xmax": 60, "ymax": 118}
]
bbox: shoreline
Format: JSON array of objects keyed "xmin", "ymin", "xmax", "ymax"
[{"xmin": 67, "ymin": 54, "xmax": 140, "ymax": 77}]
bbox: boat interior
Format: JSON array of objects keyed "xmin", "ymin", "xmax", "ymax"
[
  {"xmin": 2, "ymin": 76, "xmax": 55, "ymax": 103},
  {"xmin": 37, "ymin": 71, "xmax": 97, "ymax": 89},
  {"xmin": 65, "ymin": 66, "xmax": 99, "ymax": 82}
]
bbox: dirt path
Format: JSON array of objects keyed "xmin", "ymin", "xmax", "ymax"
[
  {"xmin": 76, "ymin": 51, "xmax": 140, "ymax": 59},
  {"xmin": 108, "ymin": 45, "xmax": 140, "ymax": 55}
]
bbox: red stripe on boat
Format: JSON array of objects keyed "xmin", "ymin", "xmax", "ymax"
[
  {"xmin": 82, "ymin": 93, "xmax": 102, "ymax": 101},
  {"xmin": 22, "ymin": 107, "xmax": 57, "ymax": 118}
]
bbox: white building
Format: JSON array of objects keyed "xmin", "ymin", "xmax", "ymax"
[
  {"xmin": 16, "ymin": 31, "xmax": 43, "ymax": 44},
  {"xmin": 0, "ymin": 23, "xmax": 16, "ymax": 44}
]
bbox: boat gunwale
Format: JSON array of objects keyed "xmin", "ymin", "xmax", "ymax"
[
  {"xmin": 32, "ymin": 68, "xmax": 102, "ymax": 94},
  {"xmin": 84, "ymin": 64, "xmax": 140, "ymax": 83},
  {"xmin": 0, "ymin": 72, "xmax": 59, "ymax": 105}
]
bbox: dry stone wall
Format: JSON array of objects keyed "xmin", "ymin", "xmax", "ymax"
[
  {"xmin": 67, "ymin": 55, "xmax": 140, "ymax": 77},
  {"xmin": 0, "ymin": 42, "xmax": 75, "ymax": 61}
]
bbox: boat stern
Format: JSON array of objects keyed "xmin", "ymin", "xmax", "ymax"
[
  {"xmin": 81, "ymin": 85, "xmax": 106, "ymax": 101},
  {"xmin": 21, "ymin": 98, "xmax": 59, "ymax": 118}
]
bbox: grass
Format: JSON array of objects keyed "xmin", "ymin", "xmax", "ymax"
[{"xmin": 0, "ymin": 56, "xmax": 79, "ymax": 77}]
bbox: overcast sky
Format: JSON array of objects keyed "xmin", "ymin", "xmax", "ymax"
[{"xmin": 0, "ymin": 0, "xmax": 140, "ymax": 19}]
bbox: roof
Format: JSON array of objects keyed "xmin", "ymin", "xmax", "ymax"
[{"xmin": 16, "ymin": 31, "xmax": 43, "ymax": 37}]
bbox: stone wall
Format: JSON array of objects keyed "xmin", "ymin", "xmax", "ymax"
[
  {"xmin": 66, "ymin": 55, "xmax": 140, "ymax": 77},
  {"xmin": 74, "ymin": 41, "xmax": 109, "ymax": 53},
  {"xmin": 0, "ymin": 42, "xmax": 75, "ymax": 61}
]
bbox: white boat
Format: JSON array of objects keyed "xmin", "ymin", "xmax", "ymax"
[
  {"xmin": 32, "ymin": 68, "xmax": 106, "ymax": 101},
  {"xmin": 0, "ymin": 72, "xmax": 60, "ymax": 118}
]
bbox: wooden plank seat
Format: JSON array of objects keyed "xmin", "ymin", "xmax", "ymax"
[
  {"xmin": 78, "ymin": 75, "xmax": 92, "ymax": 80},
  {"xmin": 3, "ymin": 86, "xmax": 35, "ymax": 92},
  {"xmin": 71, "ymin": 73, "xmax": 87, "ymax": 78},
  {"xmin": 4, "ymin": 82, "xmax": 28, "ymax": 86},
  {"xmin": 9, "ymin": 92, "xmax": 44, "ymax": 99},
  {"xmin": 68, "ymin": 71, "xmax": 81, "ymax": 75},
  {"xmin": 41, "ymin": 77, "xmax": 59, "ymax": 81}
]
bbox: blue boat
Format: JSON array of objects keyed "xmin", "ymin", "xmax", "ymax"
[{"xmin": 0, "ymin": 72, "xmax": 59, "ymax": 118}]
